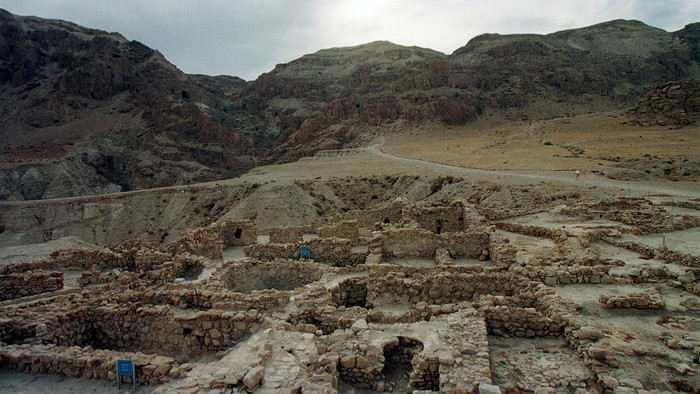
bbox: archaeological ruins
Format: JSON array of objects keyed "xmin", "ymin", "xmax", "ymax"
[{"xmin": 1, "ymin": 195, "xmax": 699, "ymax": 393}]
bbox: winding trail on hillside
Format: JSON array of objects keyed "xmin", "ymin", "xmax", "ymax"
[{"xmin": 365, "ymin": 136, "xmax": 700, "ymax": 199}]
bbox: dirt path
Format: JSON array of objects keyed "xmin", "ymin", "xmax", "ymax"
[{"xmin": 367, "ymin": 137, "xmax": 700, "ymax": 198}]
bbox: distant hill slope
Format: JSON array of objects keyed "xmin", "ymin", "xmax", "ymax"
[
  {"xmin": 0, "ymin": 10, "xmax": 697, "ymax": 200},
  {"xmin": 247, "ymin": 20, "xmax": 699, "ymax": 163},
  {"xmin": 0, "ymin": 9, "xmax": 254, "ymax": 200}
]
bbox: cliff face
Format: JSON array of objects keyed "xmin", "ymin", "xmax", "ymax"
[
  {"xmin": 628, "ymin": 79, "xmax": 700, "ymax": 126},
  {"xmin": 240, "ymin": 21, "xmax": 700, "ymax": 164},
  {"xmin": 0, "ymin": 10, "xmax": 698, "ymax": 200},
  {"xmin": 0, "ymin": 10, "xmax": 254, "ymax": 200}
]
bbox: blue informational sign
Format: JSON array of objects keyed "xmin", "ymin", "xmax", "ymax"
[
  {"xmin": 117, "ymin": 360, "xmax": 133, "ymax": 376},
  {"xmin": 301, "ymin": 248, "xmax": 310, "ymax": 258}
]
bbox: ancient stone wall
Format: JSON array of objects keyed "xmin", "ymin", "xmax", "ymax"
[
  {"xmin": 364, "ymin": 271, "xmax": 520, "ymax": 306},
  {"xmin": 598, "ymin": 289, "xmax": 665, "ymax": 309},
  {"xmin": 483, "ymin": 304, "xmax": 561, "ymax": 337},
  {"xmin": 217, "ymin": 219, "xmax": 257, "ymax": 247},
  {"xmin": 356, "ymin": 202, "xmax": 404, "ymax": 227},
  {"xmin": 380, "ymin": 227, "xmax": 439, "ymax": 258},
  {"xmin": 142, "ymin": 285, "xmax": 290, "ymax": 312},
  {"xmin": 18, "ymin": 303, "xmax": 262, "ymax": 362},
  {"xmin": 602, "ymin": 237, "xmax": 700, "ymax": 268},
  {"xmin": 318, "ymin": 220, "xmax": 359, "ymax": 244},
  {"xmin": 167, "ymin": 227, "xmax": 223, "ymax": 260},
  {"xmin": 221, "ymin": 260, "xmax": 322, "ymax": 294},
  {"xmin": 489, "ymin": 233, "xmax": 518, "ymax": 267},
  {"xmin": 244, "ymin": 238, "xmax": 366, "ymax": 266},
  {"xmin": 563, "ymin": 198, "xmax": 700, "ymax": 234},
  {"xmin": 269, "ymin": 226, "xmax": 304, "ymax": 243},
  {"xmin": 510, "ymin": 264, "xmax": 615, "ymax": 286},
  {"xmin": 0, "ymin": 271, "xmax": 63, "ymax": 301},
  {"xmin": 495, "ymin": 222, "xmax": 567, "ymax": 241},
  {"xmin": 405, "ymin": 202, "xmax": 465, "ymax": 234},
  {"xmin": 440, "ymin": 231, "xmax": 490, "ymax": 259},
  {"xmin": 332, "ymin": 277, "xmax": 367, "ymax": 308},
  {"xmin": 0, "ymin": 343, "xmax": 184, "ymax": 385}
]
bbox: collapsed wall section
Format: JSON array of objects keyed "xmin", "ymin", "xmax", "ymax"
[
  {"xmin": 3, "ymin": 302, "xmax": 263, "ymax": 363},
  {"xmin": 0, "ymin": 271, "xmax": 63, "ymax": 301},
  {"xmin": 244, "ymin": 238, "xmax": 366, "ymax": 266}
]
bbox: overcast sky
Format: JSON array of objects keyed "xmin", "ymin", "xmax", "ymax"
[{"xmin": 1, "ymin": 0, "xmax": 698, "ymax": 81}]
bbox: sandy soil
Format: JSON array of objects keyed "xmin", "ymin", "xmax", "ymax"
[
  {"xmin": 622, "ymin": 227, "xmax": 700, "ymax": 257},
  {"xmin": 1, "ymin": 118, "xmax": 698, "ymax": 392},
  {"xmin": 0, "ymin": 369, "xmax": 155, "ymax": 393},
  {"xmin": 0, "ymin": 237, "xmax": 95, "ymax": 266},
  {"xmin": 382, "ymin": 113, "xmax": 700, "ymax": 177}
]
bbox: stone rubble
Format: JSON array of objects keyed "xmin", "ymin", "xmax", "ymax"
[{"xmin": 1, "ymin": 197, "xmax": 699, "ymax": 393}]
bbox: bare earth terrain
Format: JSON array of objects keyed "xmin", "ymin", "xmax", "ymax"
[{"xmin": 1, "ymin": 112, "xmax": 699, "ymax": 393}]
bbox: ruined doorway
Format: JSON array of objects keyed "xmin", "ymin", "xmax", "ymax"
[{"xmin": 382, "ymin": 336, "xmax": 425, "ymax": 392}]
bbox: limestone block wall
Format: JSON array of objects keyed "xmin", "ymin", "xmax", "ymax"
[
  {"xmin": 510, "ymin": 264, "xmax": 615, "ymax": 286},
  {"xmin": 439, "ymin": 231, "xmax": 490, "ymax": 259},
  {"xmin": 166, "ymin": 227, "xmax": 223, "ymax": 260},
  {"xmin": 405, "ymin": 202, "xmax": 465, "ymax": 234},
  {"xmin": 244, "ymin": 238, "xmax": 366, "ymax": 266},
  {"xmin": 0, "ymin": 343, "xmax": 183, "ymax": 385},
  {"xmin": 563, "ymin": 198, "xmax": 700, "ymax": 233},
  {"xmin": 217, "ymin": 219, "xmax": 257, "ymax": 247},
  {"xmin": 334, "ymin": 342, "xmax": 384, "ymax": 389},
  {"xmin": 602, "ymin": 237, "xmax": 700, "ymax": 268},
  {"xmin": 49, "ymin": 241, "xmax": 174, "ymax": 273},
  {"xmin": 409, "ymin": 355, "xmax": 440, "ymax": 391},
  {"xmin": 356, "ymin": 203, "xmax": 403, "ymax": 227},
  {"xmin": 221, "ymin": 260, "xmax": 323, "ymax": 294},
  {"xmin": 269, "ymin": 226, "xmax": 304, "ymax": 243},
  {"xmin": 0, "ymin": 271, "xmax": 63, "ymax": 301},
  {"xmin": 495, "ymin": 222, "xmax": 567, "ymax": 241},
  {"xmin": 318, "ymin": 220, "xmax": 359, "ymax": 244},
  {"xmin": 598, "ymin": 289, "xmax": 665, "ymax": 309},
  {"xmin": 380, "ymin": 227, "xmax": 439, "ymax": 258},
  {"xmin": 31, "ymin": 303, "xmax": 262, "ymax": 362},
  {"xmin": 437, "ymin": 312, "xmax": 493, "ymax": 391},
  {"xmin": 320, "ymin": 310, "xmax": 493, "ymax": 392},
  {"xmin": 489, "ymin": 232, "xmax": 518, "ymax": 267},
  {"xmin": 483, "ymin": 304, "xmax": 562, "ymax": 337},
  {"xmin": 146, "ymin": 286, "xmax": 290, "ymax": 312},
  {"xmin": 244, "ymin": 242, "xmax": 297, "ymax": 260},
  {"xmin": 332, "ymin": 277, "xmax": 367, "ymax": 308},
  {"xmin": 364, "ymin": 272, "xmax": 520, "ymax": 306}
]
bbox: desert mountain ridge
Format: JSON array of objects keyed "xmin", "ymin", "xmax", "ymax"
[{"xmin": 0, "ymin": 9, "xmax": 698, "ymax": 200}]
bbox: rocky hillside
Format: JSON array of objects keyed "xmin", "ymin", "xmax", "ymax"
[
  {"xmin": 249, "ymin": 20, "xmax": 700, "ymax": 163},
  {"xmin": 0, "ymin": 9, "xmax": 255, "ymax": 200},
  {"xmin": 628, "ymin": 79, "xmax": 700, "ymax": 126},
  {"xmin": 0, "ymin": 10, "xmax": 698, "ymax": 200}
]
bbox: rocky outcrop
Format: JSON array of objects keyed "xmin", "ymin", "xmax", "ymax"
[
  {"xmin": 0, "ymin": 9, "xmax": 254, "ymax": 201},
  {"xmin": 628, "ymin": 79, "xmax": 700, "ymax": 126},
  {"xmin": 252, "ymin": 21, "xmax": 700, "ymax": 164},
  {"xmin": 1, "ymin": 11, "xmax": 699, "ymax": 200}
]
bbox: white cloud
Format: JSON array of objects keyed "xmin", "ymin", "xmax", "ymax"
[{"xmin": 0, "ymin": 0, "xmax": 697, "ymax": 80}]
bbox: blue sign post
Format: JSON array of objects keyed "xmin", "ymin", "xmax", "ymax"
[
  {"xmin": 300, "ymin": 248, "xmax": 310, "ymax": 258},
  {"xmin": 117, "ymin": 359, "xmax": 136, "ymax": 391}
]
